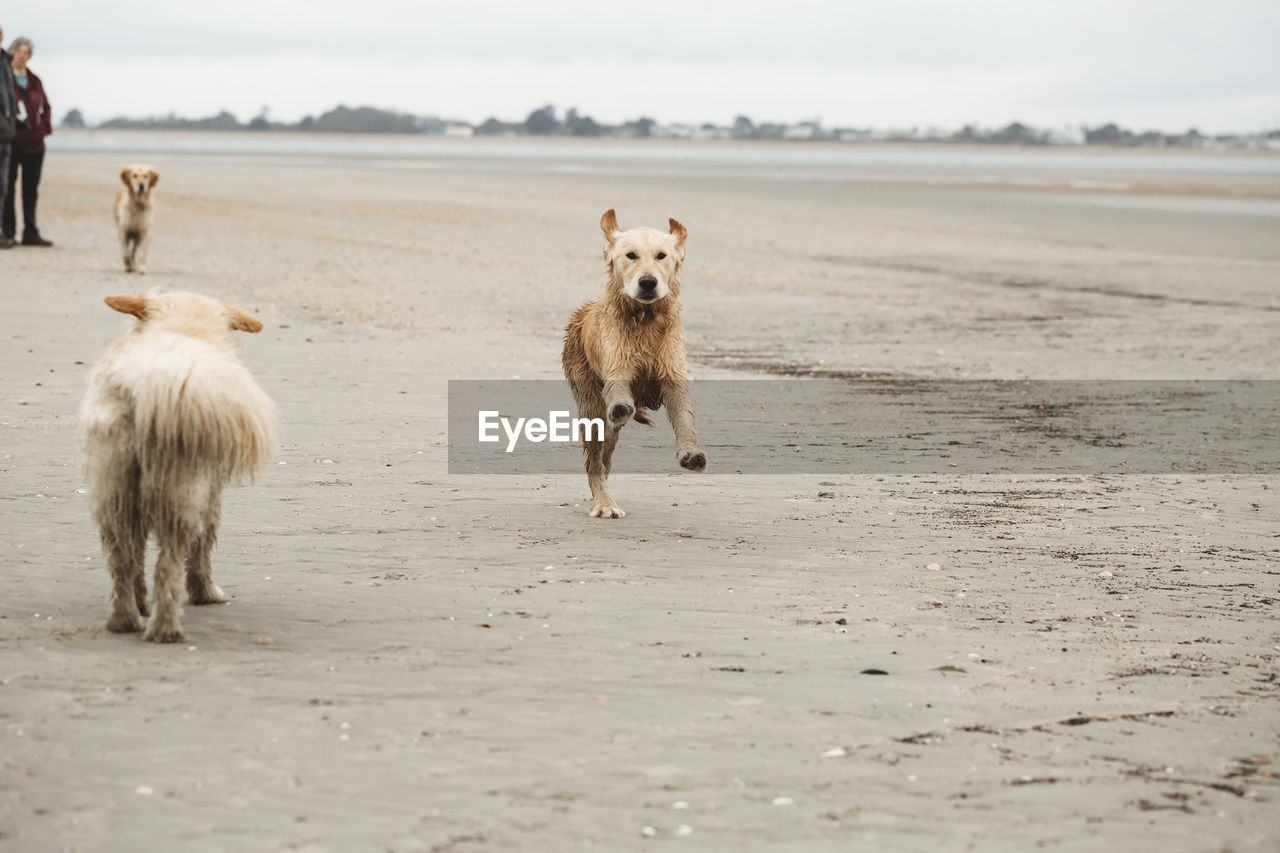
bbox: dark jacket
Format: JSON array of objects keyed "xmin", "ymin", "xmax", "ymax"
[
  {"xmin": 0, "ymin": 50, "xmax": 16, "ymax": 143},
  {"xmin": 11, "ymin": 68, "xmax": 51, "ymax": 154}
]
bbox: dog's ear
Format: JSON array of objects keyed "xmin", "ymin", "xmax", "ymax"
[
  {"xmin": 600, "ymin": 209, "xmax": 621, "ymax": 245},
  {"xmin": 105, "ymin": 293, "xmax": 147, "ymax": 318},
  {"xmin": 667, "ymin": 218, "xmax": 687, "ymax": 248},
  {"xmin": 224, "ymin": 303, "xmax": 264, "ymax": 334},
  {"xmin": 148, "ymin": 169, "xmax": 160, "ymax": 188},
  {"xmin": 119, "ymin": 168, "xmax": 132, "ymax": 189}
]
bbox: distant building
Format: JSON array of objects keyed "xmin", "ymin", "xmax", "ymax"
[
  {"xmin": 782, "ymin": 123, "xmax": 817, "ymax": 140},
  {"xmin": 693, "ymin": 124, "xmax": 731, "ymax": 140},
  {"xmin": 1134, "ymin": 131, "xmax": 1166, "ymax": 148},
  {"xmin": 443, "ymin": 123, "xmax": 474, "ymax": 138}
]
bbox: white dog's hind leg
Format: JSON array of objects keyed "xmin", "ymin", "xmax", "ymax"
[
  {"xmin": 100, "ymin": 481, "xmax": 147, "ymax": 633},
  {"xmin": 186, "ymin": 491, "xmax": 226, "ymax": 605},
  {"xmin": 144, "ymin": 533, "xmax": 189, "ymax": 643}
]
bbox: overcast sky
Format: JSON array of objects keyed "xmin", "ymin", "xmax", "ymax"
[{"xmin": 6, "ymin": 1, "xmax": 1279, "ymax": 133}]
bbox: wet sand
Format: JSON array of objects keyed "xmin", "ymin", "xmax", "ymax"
[{"xmin": 1, "ymin": 133, "xmax": 1277, "ymax": 851}]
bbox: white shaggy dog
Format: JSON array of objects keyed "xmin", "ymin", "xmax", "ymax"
[
  {"xmin": 81, "ymin": 291, "xmax": 277, "ymax": 643},
  {"xmin": 114, "ymin": 164, "xmax": 159, "ymax": 274}
]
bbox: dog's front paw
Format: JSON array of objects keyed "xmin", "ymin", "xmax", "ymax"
[
  {"xmin": 679, "ymin": 448, "xmax": 707, "ymax": 472},
  {"xmin": 143, "ymin": 621, "xmax": 185, "ymax": 644},
  {"xmin": 609, "ymin": 401, "xmax": 634, "ymax": 426},
  {"xmin": 589, "ymin": 502, "xmax": 626, "ymax": 519},
  {"xmin": 106, "ymin": 611, "xmax": 144, "ymax": 633},
  {"xmin": 136, "ymin": 266, "xmax": 148, "ymax": 276}
]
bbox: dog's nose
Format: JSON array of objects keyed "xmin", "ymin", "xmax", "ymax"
[{"xmin": 638, "ymin": 276, "xmax": 658, "ymax": 292}]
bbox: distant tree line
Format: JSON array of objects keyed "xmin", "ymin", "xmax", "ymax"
[
  {"xmin": 87, "ymin": 104, "xmax": 448, "ymax": 134},
  {"xmin": 948, "ymin": 121, "xmax": 1242, "ymax": 148},
  {"xmin": 60, "ymin": 105, "xmax": 1280, "ymax": 149}
]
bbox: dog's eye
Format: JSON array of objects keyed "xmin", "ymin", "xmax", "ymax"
[
  {"xmin": 656, "ymin": 252, "xmax": 666, "ymax": 260},
  {"xmin": 625, "ymin": 252, "xmax": 638, "ymax": 260}
]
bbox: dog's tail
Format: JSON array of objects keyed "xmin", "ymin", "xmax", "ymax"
[
  {"xmin": 95, "ymin": 334, "xmax": 277, "ymax": 483},
  {"xmin": 633, "ymin": 408, "xmax": 654, "ymax": 426}
]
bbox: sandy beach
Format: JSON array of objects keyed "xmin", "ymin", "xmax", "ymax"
[{"xmin": 1, "ymin": 131, "xmax": 1277, "ymax": 851}]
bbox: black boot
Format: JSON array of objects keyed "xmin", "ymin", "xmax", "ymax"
[{"xmin": 21, "ymin": 231, "xmax": 52, "ymax": 247}]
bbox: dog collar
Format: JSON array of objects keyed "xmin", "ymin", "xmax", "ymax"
[{"xmin": 629, "ymin": 302, "xmax": 661, "ymax": 323}]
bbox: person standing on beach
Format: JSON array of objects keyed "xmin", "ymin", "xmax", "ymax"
[
  {"xmin": 0, "ymin": 25, "xmax": 18, "ymax": 249},
  {"xmin": 3, "ymin": 35, "xmax": 53, "ymax": 247}
]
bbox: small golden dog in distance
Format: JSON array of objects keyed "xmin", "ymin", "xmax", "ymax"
[
  {"xmin": 114, "ymin": 164, "xmax": 159, "ymax": 274},
  {"xmin": 562, "ymin": 209, "xmax": 706, "ymax": 518},
  {"xmin": 80, "ymin": 291, "xmax": 277, "ymax": 643}
]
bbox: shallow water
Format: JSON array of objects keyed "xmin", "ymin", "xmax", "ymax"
[{"xmin": 49, "ymin": 129, "xmax": 1280, "ymax": 175}]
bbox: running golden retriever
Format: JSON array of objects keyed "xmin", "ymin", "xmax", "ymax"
[
  {"xmin": 114, "ymin": 164, "xmax": 159, "ymax": 274},
  {"xmin": 80, "ymin": 291, "xmax": 277, "ymax": 642},
  {"xmin": 562, "ymin": 209, "xmax": 706, "ymax": 518}
]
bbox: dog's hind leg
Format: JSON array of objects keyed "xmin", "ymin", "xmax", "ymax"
[
  {"xmin": 145, "ymin": 519, "xmax": 192, "ymax": 644},
  {"xmin": 145, "ymin": 540, "xmax": 188, "ymax": 643},
  {"xmin": 134, "ymin": 573, "xmax": 149, "ymax": 617},
  {"xmin": 662, "ymin": 379, "xmax": 706, "ymax": 472},
  {"xmin": 186, "ymin": 488, "xmax": 227, "ymax": 605},
  {"xmin": 99, "ymin": 462, "xmax": 147, "ymax": 633}
]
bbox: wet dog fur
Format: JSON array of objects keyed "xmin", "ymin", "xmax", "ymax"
[{"xmin": 562, "ymin": 209, "xmax": 706, "ymax": 518}]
